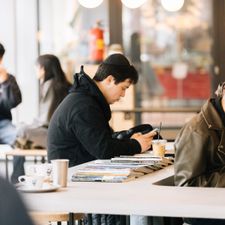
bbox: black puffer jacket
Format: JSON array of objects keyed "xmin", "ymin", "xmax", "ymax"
[
  {"xmin": 47, "ymin": 67, "xmax": 141, "ymax": 167},
  {"xmin": 0, "ymin": 74, "xmax": 22, "ymax": 120}
]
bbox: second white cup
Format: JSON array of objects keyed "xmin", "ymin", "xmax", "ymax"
[{"xmin": 51, "ymin": 159, "xmax": 69, "ymax": 187}]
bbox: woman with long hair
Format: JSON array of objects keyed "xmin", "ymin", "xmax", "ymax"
[
  {"xmin": 11, "ymin": 54, "xmax": 71, "ymax": 183},
  {"xmin": 36, "ymin": 54, "xmax": 71, "ymax": 124}
]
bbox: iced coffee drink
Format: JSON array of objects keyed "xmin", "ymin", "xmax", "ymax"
[{"xmin": 152, "ymin": 139, "xmax": 167, "ymax": 157}]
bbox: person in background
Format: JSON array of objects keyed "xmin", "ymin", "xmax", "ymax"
[
  {"xmin": 0, "ymin": 42, "xmax": 22, "ymax": 146},
  {"xmin": 11, "ymin": 54, "xmax": 71, "ymax": 183},
  {"xmin": 0, "ymin": 175, "xmax": 35, "ymax": 225},
  {"xmin": 174, "ymin": 82, "xmax": 225, "ymax": 225}
]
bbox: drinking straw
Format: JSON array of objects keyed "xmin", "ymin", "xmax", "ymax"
[{"xmin": 158, "ymin": 122, "xmax": 162, "ymax": 140}]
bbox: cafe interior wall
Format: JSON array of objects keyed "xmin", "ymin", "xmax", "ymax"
[{"xmin": 0, "ymin": 0, "xmax": 39, "ymax": 124}]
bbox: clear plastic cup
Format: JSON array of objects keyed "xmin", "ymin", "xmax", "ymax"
[{"xmin": 151, "ymin": 139, "xmax": 167, "ymax": 157}]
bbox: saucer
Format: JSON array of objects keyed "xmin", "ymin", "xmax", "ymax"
[{"xmin": 16, "ymin": 183, "xmax": 61, "ymax": 193}]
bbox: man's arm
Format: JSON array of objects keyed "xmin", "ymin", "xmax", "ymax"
[
  {"xmin": 0, "ymin": 70, "xmax": 22, "ymax": 111},
  {"xmin": 73, "ymin": 105, "xmax": 142, "ymax": 159}
]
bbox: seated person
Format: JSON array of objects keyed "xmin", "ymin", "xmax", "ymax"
[
  {"xmin": 0, "ymin": 176, "xmax": 34, "ymax": 225},
  {"xmin": 11, "ymin": 54, "xmax": 71, "ymax": 183},
  {"xmin": 0, "ymin": 43, "xmax": 22, "ymax": 146},
  {"xmin": 47, "ymin": 53, "xmax": 157, "ymax": 225},
  {"xmin": 174, "ymin": 82, "xmax": 225, "ymax": 225},
  {"xmin": 48, "ymin": 53, "xmax": 157, "ymax": 166}
]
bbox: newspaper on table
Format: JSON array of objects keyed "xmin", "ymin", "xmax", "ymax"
[{"xmin": 71, "ymin": 155, "xmax": 173, "ymax": 183}]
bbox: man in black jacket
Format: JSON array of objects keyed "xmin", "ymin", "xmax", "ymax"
[
  {"xmin": 48, "ymin": 53, "xmax": 156, "ymax": 225},
  {"xmin": 48, "ymin": 53, "xmax": 156, "ymax": 167},
  {"xmin": 0, "ymin": 43, "xmax": 22, "ymax": 146}
]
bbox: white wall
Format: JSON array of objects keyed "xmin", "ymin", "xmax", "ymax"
[{"xmin": 0, "ymin": 0, "xmax": 39, "ymax": 124}]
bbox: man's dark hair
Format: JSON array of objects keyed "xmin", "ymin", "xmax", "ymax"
[
  {"xmin": 93, "ymin": 53, "xmax": 138, "ymax": 84},
  {"xmin": 0, "ymin": 43, "xmax": 5, "ymax": 59}
]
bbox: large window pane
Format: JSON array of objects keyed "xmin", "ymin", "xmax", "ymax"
[{"xmin": 122, "ymin": 0, "xmax": 213, "ymax": 137}]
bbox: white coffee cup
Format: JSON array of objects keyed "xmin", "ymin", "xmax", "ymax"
[
  {"xmin": 51, "ymin": 159, "xmax": 69, "ymax": 187},
  {"xmin": 18, "ymin": 175, "xmax": 45, "ymax": 189},
  {"xmin": 25, "ymin": 164, "xmax": 53, "ymax": 181}
]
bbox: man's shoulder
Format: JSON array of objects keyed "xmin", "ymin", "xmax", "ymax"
[
  {"xmin": 7, "ymin": 73, "xmax": 15, "ymax": 78},
  {"xmin": 67, "ymin": 91, "xmax": 97, "ymax": 103},
  {"xmin": 7, "ymin": 73, "xmax": 17, "ymax": 82},
  {"xmin": 58, "ymin": 92, "xmax": 98, "ymax": 115}
]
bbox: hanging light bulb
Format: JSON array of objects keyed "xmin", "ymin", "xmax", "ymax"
[
  {"xmin": 121, "ymin": 0, "xmax": 147, "ymax": 9},
  {"xmin": 161, "ymin": 0, "xmax": 184, "ymax": 12},
  {"xmin": 78, "ymin": 0, "xmax": 103, "ymax": 8}
]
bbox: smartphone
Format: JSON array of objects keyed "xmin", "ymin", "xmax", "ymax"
[
  {"xmin": 142, "ymin": 128, "xmax": 159, "ymax": 135},
  {"xmin": 152, "ymin": 128, "xmax": 159, "ymax": 133}
]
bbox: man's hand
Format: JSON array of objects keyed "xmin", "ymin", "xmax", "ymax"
[
  {"xmin": 0, "ymin": 65, "xmax": 9, "ymax": 83},
  {"xmin": 131, "ymin": 130, "xmax": 157, "ymax": 153}
]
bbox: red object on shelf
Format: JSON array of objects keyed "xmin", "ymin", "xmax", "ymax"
[
  {"xmin": 89, "ymin": 22, "xmax": 104, "ymax": 63},
  {"xmin": 157, "ymin": 71, "xmax": 211, "ymax": 99}
]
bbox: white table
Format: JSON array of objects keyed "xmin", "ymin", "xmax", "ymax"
[{"xmin": 21, "ymin": 165, "xmax": 225, "ymax": 219}]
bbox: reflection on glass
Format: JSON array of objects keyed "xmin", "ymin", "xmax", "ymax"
[
  {"xmin": 123, "ymin": 0, "xmax": 212, "ymax": 105},
  {"xmin": 122, "ymin": 0, "xmax": 212, "ymax": 134}
]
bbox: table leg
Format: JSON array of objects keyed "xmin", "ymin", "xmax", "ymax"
[
  {"xmin": 68, "ymin": 212, "xmax": 74, "ymax": 225},
  {"xmin": 5, "ymin": 154, "xmax": 9, "ymax": 181}
]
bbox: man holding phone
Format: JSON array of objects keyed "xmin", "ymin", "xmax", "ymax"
[{"xmin": 47, "ymin": 53, "xmax": 156, "ymax": 167}]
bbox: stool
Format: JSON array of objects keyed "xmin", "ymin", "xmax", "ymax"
[
  {"xmin": 30, "ymin": 212, "xmax": 84, "ymax": 225},
  {"xmin": 4, "ymin": 149, "xmax": 47, "ymax": 180}
]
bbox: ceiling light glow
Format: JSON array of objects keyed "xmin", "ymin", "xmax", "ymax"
[
  {"xmin": 78, "ymin": 0, "xmax": 103, "ymax": 8},
  {"xmin": 161, "ymin": 0, "xmax": 184, "ymax": 12}
]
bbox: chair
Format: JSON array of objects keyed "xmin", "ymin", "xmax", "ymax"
[
  {"xmin": 30, "ymin": 211, "xmax": 84, "ymax": 225},
  {"xmin": 4, "ymin": 149, "xmax": 47, "ymax": 180}
]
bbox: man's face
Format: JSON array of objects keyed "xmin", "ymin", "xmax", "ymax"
[{"xmin": 104, "ymin": 76, "xmax": 132, "ymax": 104}]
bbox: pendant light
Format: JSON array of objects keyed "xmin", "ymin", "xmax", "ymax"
[
  {"xmin": 78, "ymin": 0, "xmax": 103, "ymax": 8},
  {"xmin": 161, "ymin": 0, "xmax": 184, "ymax": 12}
]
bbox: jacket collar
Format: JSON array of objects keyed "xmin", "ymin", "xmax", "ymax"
[
  {"xmin": 71, "ymin": 66, "xmax": 111, "ymax": 121},
  {"xmin": 201, "ymin": 99, "xmax": 223, "ymax": 130}
]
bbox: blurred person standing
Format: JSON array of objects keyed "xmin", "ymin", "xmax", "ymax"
[
  {"xmin": 0, "ymin": 42, "xmax": 22, "ymax": 146},
  {"xmin": 11, "ymin": 54, "xmax": 71, "ymax": 183},
  {"xmin": 174, "ymin": 82, "xmax": 225, "ymax": 225}
]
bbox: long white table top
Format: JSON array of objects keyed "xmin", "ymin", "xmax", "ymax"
[{"xmin": 21, "ymin": 165, "xmax": 225, "ymax": 219}]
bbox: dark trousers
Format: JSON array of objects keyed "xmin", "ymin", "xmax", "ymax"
[{"xmin": 11, "ymin": 156, "xmax": 25, "ymax": 184}]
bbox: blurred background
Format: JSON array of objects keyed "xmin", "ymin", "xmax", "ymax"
[{"xmin": 1, "ymin": 0, "xmax": 225, "ymax": 140}]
